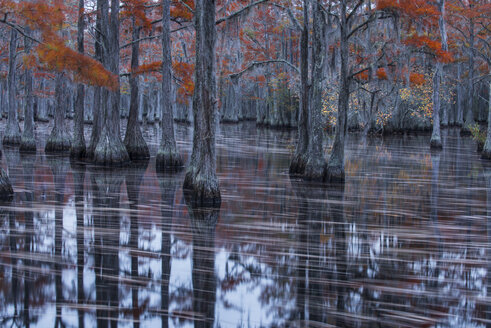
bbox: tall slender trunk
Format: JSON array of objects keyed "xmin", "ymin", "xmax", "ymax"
[
  {"xmin": 156, "ymin": 0, "xmax": 183, "ymax": 170},
  {"xmin": 3, "ymin": 28, "xmax": 21, "ymax": 146},
  {"xmin": 124, "ymin": 18, "xmax": 150, "ymax": 160},
  {"xmin": 481, "ymin": 81, "xmax": 491, "ymax": 159},
  {"xmin": 20, "ymin": 29, "xmax": 36, "ymax": 152},
  {"xmin": 462, "ymin": 17, "xmax": 475, "ymax": 135},
  {"xmin": 290, "ymin": 0, "xmax": 310, "ymax": 175},
  {"xmin": 87, "ymin": 0, "xmax": 103, "ymax": 159},
  {"xmin": 327, "ymin": 1, "xmax": 348, "ymax": 183},
  {"xmin": 430, "ymin": 0, "xmax": 448, "ymax": 149},
  {"xmin": 71, "ymin": 0, "xmax": 87, "ymax": 159},
  {"xmin": 303, "ymin": 0, "xmax": 328, "ymax": 180},
  {"xmin": 430, "ymin": 62, "xmax": 443, "ymax": 148},
  {"xmin": 456, "ymin": 63, "xmax": 464, "ymax": 126},
  {"xmin": 45, "ymin": 72, "xmax": 71, "ymax": 152},
  {"xmin": 93, "ymin": 0, "xmax": 129, "ymax": 166},
  {"xmin": 183, "ymin": 0, "xmax": 221, "ymax": 207}
]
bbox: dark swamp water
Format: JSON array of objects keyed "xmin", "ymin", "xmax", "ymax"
[{"xmin": 0, "ymin": 121, "xmax": 490, "ymax": 328}]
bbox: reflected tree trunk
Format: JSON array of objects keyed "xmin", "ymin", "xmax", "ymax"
[
  {"xmin": 184, "ymin": 194, "xmax": 219, "ymax": 328},
  {"xmin": 125, "ymin": 161, "xmax": 149, "ymax": 328},
  {"xmin": 21, "ymin": 154, "xmax": 36, "ymax": 327},
  {"xmin": 71, "ymin": 163, "xmax": 86, "ymax": 328},
  {"xmin": 157, "ymin": 173, "xmax": 179, "ymax": 328},
  {"xmin": 47, "ymin": 157, "xmax": 69, "ymax": 328},
  {"xmin": 92, "ymin": 171, "xmax": 123, "ymax": 328}
]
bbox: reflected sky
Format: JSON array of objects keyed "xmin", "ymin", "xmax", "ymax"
[{"xmin": 0, "ymin": 122, "xmax": 489, "ymax": 327}]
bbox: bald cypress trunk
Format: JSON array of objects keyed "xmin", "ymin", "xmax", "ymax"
[
  {"xmin": 430, "ymin": 62, "xmax": 443, "ymax": 149},
  {"xmin": 87, "ymin": 0, "xmax": 103, "ymax": 159},
  {"xmin": 71, "ymin": 0, "xmax": 87, "ymax": 159},
  {"xmin": 461, "ymin": 17, "xmax": 476, "ymax": 135},
  {"xmin": 183, "ymin": 0, "xmax": 221, "ymax": 206},
  {"xmin": 430, "ymin": 0, "xmax": 448, "ymax": 149},
  {"xmin": 156, "ymin": 0, "xmax": 183, "ymax": 171},
  {"xmin": 303, "ymin": 0, "xmax": 327, "ymax": 180},
  {"xmin": 45, "ymin": 72, "xmax": 71, "ymax": 153},
  {"xmin": 124, "ymin": 18, "xmax": 150, "ymax": 160},
  {"xmin": 3, "ymin": 28, "xmax": 21, "ymax": 146},
  {"xmin": 327, "ymin": 1, "xmax": 348, "ymax": 183},
  {"xmin": 290, "ymin": 0, "xmax": 310, "ymax": 175},
  {"xmin": 481, "ymin": 82, "xmax": 491, "ymax": 159},
  {"xmin": 93, "ymin": 0, "xmax": 129, "ymax": 166},
  {"xmin": 20, "ymin": 30, "xmax": 36, "ymax": 152}
]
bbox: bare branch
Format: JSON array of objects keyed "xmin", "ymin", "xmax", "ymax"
[
  {"xmin": 229, "ymin": 59, "xmax": 299, "ymax": 79},
  {"xmin": 216, "ymin": 0, "xmax": 270, "ymax": 25}
]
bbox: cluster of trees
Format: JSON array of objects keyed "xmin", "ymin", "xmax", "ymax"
[{"xmin": 0, "ymin": 0, "xmax": 490, "ymax": 201}]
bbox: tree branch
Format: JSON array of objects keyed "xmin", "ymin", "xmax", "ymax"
[
  {"xmin": 229, "ymin": 59, "xmax": 299, "ymax": 79},
  {"xmin": 216, "ymin": 0, "xmax": 270, "ymax": 25}
]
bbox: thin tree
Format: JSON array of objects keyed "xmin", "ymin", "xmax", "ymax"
[
  {"xmin": 3, "ymin": 28, "xmax": 21, "ymax": 146},
  {"xmin": 93, "ymin": 0, "xmax": 130, "ymax": 166},
  {"xmin": 183, "ymin": 0, "xmax": 221, "ymax": 206},
  {"xmin": 71, "ymin": 0, "xmax": 87, "ymax": 159},
  {"xmin": 156, "ymin": 0, "xmax": 183, "ymax": 171}
]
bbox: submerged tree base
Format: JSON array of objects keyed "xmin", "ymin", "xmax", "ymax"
[
  {"xmin": 156, "ymin": 148, "xmax": 183, "ymax": 172},
  {"xmin": 289, "ymin": 154, "xmax": 307, "ymax": 176},
  {"xmin": 70, "ymin": 143, "xmax": 86, "ymax": 160},
  {"xmin": 430, "ymin": 138, "xmax": 443, "ymax": 149},
  {"xmin": 2, "ymin": 134, "xmax": 21, "ymax": 147},
  {"xmin": 93, "ymin": 132, "xmax": 130, "ymax": 167},
  {"xmin": 326, "ymin": 164, "xmax": 345, "ymax": 183},
  {"xmin": 124, "ymin": 132, "xmax": 150, "ymax": 161},
  {"xmin": 45, "ymin": 134, "xmax": 71, "ymax": 153},
  {"xmin": 183, "ymin": 171, "xmax": 221, "ymax": 208},
  {"xmin": 482, "ymin": 144, "xmax": 491, "ymax": 160},
  {"xmin": 19, "ymin": 137, "xmax": 36, "ymax": 152},
  {"xmin": 303, "ymin": 156, "xmax": 327, "ymax": 181},
  {"xmin": 0, "ymin": 168, "xmax": 13, "ymax": 200}
]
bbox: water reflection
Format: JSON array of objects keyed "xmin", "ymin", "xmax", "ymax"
[{"xmin": 0, "ymin": 124, "xmax": 489, "ymax": 327}]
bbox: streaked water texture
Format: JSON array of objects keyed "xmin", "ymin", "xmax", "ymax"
[{"xmin": 0, "ymin": 122, "xmax": 489, "ymax": 327}]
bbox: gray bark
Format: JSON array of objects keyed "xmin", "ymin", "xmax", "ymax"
[
  {"xmin": 430, "ymin": 62, "xmax": 443, "ymax": 149},
  {"xmin": 327, "ymin": 1, "xmax": 349, "ymax": 183},
  {"xmin": 183, "ymin": 0, "xmax": 221, "ymax": 207},
  {"xmin": 71, "ymin": 0, "xmax": 87, "ymax": 159},
  {"xmin": 3, "ymin": 28, "xmax": 21, "ymax": 146},
  {"xmin": 124, "ymin": 17, "xmax": 150, "ymax": 160},
  {"xmin": 456, "ymin": 63, "xmax": 464, "ymax": 126},
  {"xmin": 156, "ymin": 0, "xmax": 183, "ymax": 171},
  {"xmin": 87, "ymin": 0, "xmax": 104, "ymax": 159},
  {"xmin": 45, "ymin": 72, "xmax": 71, "ymax": 152},
  {"xmin": 20, "ymin": 29, "xmax": 36, "ymax": 152},
  {"xmin": 221, "ymin": 76, "xmax": 240, "ymax": 123},
  {"xmin": 430, "ymin": 0, "xmax": 448, "ymax": 149},
  {"xmin": 462, "ymin": 18, "xmax": 476, "ymax": 135},
  {"xmin": 481, "ymin": 81, "xmax": 491, "ymax": 159},
  {"xmin": 93, "ymin": 0, "xmax": 130, "ymax": 166},
  {"xmin": 303, "ymin": 0, "xmax": 328, "ymax": 180}
]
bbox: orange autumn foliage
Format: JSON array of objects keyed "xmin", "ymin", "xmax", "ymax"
[
  {"xmin": 173, "ymin": 61, "xmax": 195, "ymax": 103},
  {"xmin": 17, "ymin": 0, "xmax": 118, "ymax": 90}
]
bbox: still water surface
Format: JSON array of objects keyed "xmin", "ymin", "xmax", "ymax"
[{"xmin": 0, "ymin": 122, "xmax": 490, "ymax": 327}]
